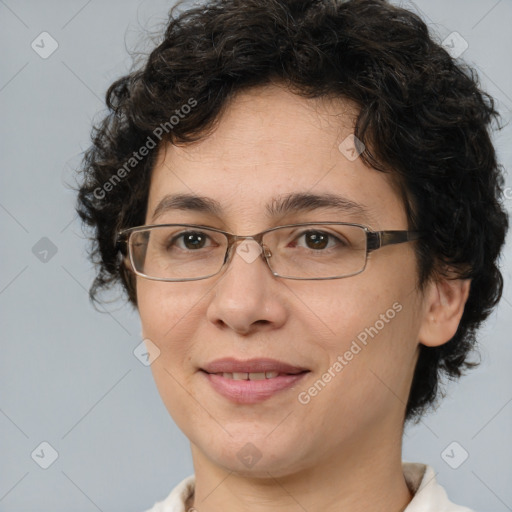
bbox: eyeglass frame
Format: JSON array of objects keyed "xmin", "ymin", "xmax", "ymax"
[{"xmin": 116, "ymin": 222, "xmax": 424, "ymax": 282}]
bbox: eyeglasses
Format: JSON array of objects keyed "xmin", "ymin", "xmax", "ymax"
[{"xmin": 116, "ymin": 222, "xmax": 423, "ymax": 282}]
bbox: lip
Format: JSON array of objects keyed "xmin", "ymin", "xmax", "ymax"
[
  {"xmin": 201, "ymin": 357, "xmax": 309, "ymax": 375},
  {"xmin": 200, "ymin": 358, "xmax": 310, "ymax": 404},
  {"xmin": 201, "ymin": 371, "xmax": 309, "ymax": 404}
]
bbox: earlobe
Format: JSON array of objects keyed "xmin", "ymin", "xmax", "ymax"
[{"xmin": 418, "ymin": 277, "xmax": 471, "ymax": 347}]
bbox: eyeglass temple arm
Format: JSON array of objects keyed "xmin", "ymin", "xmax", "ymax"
[
  {"xmin": 366, "ymin": 230, "xmax": 423, "ymax": 252},
  {"xmin": 115, "ymin": 233, "xmax": 130, "ymax": 255}
]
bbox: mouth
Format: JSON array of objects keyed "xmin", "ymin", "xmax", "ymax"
[
  {"xmin": 201, "ymin": 357, "xmax": 309, "ymax": 375},
  {"xmin": 204, "ymin": 370, "xmax": 301, "ymax": 380},
  {"xmin": 199, "ymin": 358, "xmax": 310, "ymax": 404}
]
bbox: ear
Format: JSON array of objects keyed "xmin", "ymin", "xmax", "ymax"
[{"xmin": 418, "ymin": 277, "xmax": 471, "ymax": 347}]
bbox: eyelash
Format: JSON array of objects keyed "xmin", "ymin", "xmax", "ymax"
[{"xmin": 169, "ymin": 229, "xmax": 346, "ymax": 251}]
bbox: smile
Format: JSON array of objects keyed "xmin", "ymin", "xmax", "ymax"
[
  {"xmin": 200, "ymin": 369, "xmax": 309, "ymax": 404},
  {"xmin": 212, "ymin": 371, "xmax": 284, "ymax": 380}
]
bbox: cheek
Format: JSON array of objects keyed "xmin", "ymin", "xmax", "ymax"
[
  {"xmin": 136, "ymin": 280, "xmax": 204, "ymax": 371},
  {"xmin": 138, "ymin": 279, "xmax": 198, "ymax": 334},
  {"xmin": 299, "ymin": 263, "xmax": 421, "ymax": 406},
  {"xmin": 136, "ymin": 280, "xmax": 206, "ymax": 428},
  {"xmin": 295, "ymin": 302, "xmax": 419, "ymax": 439}
]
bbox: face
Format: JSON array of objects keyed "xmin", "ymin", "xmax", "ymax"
[{"xmin": 135, "ymin": 85, "xmax": 425, "ymax": 477}]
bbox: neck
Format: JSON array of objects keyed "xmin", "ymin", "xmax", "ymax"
[{"xmin": 187, "ymin": 422, "xmax": 413, "ymax": 512}]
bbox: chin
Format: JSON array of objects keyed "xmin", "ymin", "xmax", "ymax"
[{"xmin": 199, "ymin": 434, "xmax": 310, "ymax": 478}]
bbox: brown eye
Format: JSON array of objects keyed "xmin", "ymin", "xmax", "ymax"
[
  {"xmin": 171, "ymin": 231, "xmax": 210, "ymax": 250},
  {"xmin": 304, "ymin": 231, "xmax": 329, "ymax": 250},
  {"xmin": 293, "ymin": 230, "xmax": 345, "ymax": 251}
]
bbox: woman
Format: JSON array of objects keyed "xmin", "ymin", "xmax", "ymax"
[{"xmin": 76, "ymin": 1, "xmax": 508, "ymax": 510}]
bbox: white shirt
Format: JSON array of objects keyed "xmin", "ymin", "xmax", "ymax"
[{"xmin": 143, "ymin": 461, "xmax": 474, "ymax": 512}]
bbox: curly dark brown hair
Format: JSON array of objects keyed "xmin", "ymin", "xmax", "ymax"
[{"xmin": 76, "ymin": 0, "xmax": 509, "ymax": 423}]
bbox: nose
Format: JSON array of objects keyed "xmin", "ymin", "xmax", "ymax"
[{"xmin": 205, "ymin": 239, "xmax": 287, "ymax": 335}]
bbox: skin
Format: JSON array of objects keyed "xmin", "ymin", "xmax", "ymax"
[{"xmin": 133, "ymin": 84, "xmax": 470, "ymax": 512}]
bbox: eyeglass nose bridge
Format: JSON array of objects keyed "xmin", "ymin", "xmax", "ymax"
[{"xmin": 224, "ymin": 234, "xmax": 273, "ymax": 267}]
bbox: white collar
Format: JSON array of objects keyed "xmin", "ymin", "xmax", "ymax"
[{"xmin": 145, "ymin": 461, "xmax": 474, "ymax": 512}]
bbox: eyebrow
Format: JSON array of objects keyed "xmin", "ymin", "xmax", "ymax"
[{"xmin": 151, "ymin": 192, "xmax": 374, "ymax": 223}]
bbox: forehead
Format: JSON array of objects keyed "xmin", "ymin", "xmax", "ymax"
[{"xmin": 146, "ymin": 85, "xmax": 407, "ymax": 230}]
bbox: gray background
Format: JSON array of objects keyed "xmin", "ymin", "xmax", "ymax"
[{"xmin": 1, "ymin": 0, "xmax": 511, "ymax": 511}]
